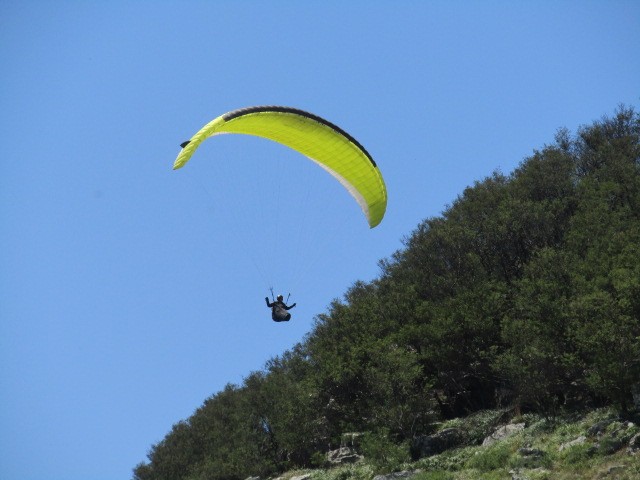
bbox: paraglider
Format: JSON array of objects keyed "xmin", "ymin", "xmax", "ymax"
[
  {"xmin": 265, "ymin": 294, "xmax": 297, "ymax": 322},
  {"xmin": 173, "ymin": 105, "xmax": 387, "ymax": 228},
  {"xmin": 173, "ymin": 106, "xmax": 387, "ymax": 322}
]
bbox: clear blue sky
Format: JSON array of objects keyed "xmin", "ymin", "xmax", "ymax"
[{"xmin": 1, "ymin": 2, "xmax": 638, "ymax": 479}]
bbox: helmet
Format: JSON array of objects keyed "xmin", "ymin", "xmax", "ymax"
[{"xmin": 277, "ymin": 295, "xmax": 284, "ymax": 301}]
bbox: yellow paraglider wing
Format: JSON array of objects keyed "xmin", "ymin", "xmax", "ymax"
[{"xmin": 173, "ymin": 106, "xmax": 387, "ymax": 228}]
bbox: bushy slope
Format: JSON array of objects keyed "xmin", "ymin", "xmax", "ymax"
[
  {"xmin": 287, "ymin": 408, "xmax": 640, "ymax": 479},
  {"xmin": 134, "ymin": 106, "xmax": 640, "ymax": 480}
]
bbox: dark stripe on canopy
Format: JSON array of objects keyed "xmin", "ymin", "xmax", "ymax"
[{"xmin": 222, "ymin": 106, "xmax": 377, "ymax": 168}]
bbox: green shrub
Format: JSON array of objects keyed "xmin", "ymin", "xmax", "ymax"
[
  {"xmin": 360, "ymin": 433, "xmax": 410, "ymax": 474},
  {"xmin": 311, "ymin": 451, "xmax": 328, "ymax": 468},
  {"xmin": 440, "ymin": 409, "xmax": 509, "ymax": 445}
]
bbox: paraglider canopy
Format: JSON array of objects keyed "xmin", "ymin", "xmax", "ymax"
[{"xmin": 173, "ymin": 106, "xmax": 387, "ymax": 228}]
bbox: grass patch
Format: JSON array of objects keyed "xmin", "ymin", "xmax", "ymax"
[
  {"xmin": 465, "ymin": 441, "xmax": 513, "ymax": 472},
  {"xmin": 309, "ymin": 464, "xmax": 374, "ymax": 480},
  {"xmin": 415, "ymin": 446, "xmax": 475, "ymax": 472},
  {"xmin": 412, "ymin": 471, "xmax": 455, "ymax": 480}
]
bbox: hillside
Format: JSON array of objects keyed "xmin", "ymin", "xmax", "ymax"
[
  {"xmin": 266, "ymin": 407, "xmax": 640, "ymax": 479},
  {"xmin": 134, "ymin": 106, "xmax": 640, "ymax": 480}
]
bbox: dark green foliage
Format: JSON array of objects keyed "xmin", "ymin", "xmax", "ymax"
[
  {"xmin": 360, "ymin": 431, "xmax": 410, "ymax": 473},
  {"xmin": 134, "ymin": 106, "xmax": 640, "ymax": 480}
]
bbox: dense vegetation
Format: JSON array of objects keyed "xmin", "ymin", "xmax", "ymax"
[{"xmin": 134, "ymin": 106, "xmax": 640, "ymax": 480}]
